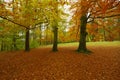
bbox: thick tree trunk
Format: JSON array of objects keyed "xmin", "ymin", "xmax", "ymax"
[
  {"xmin": 77, "ymin": 15, "xmax": 90, "ymax": 53},
  {"xmin": 52, "ymin": 27, "xmax": 58, "ymax": 52},
  {"xmin": 25, "ymin": 29, "xmax": 30, "ymax": 51}
]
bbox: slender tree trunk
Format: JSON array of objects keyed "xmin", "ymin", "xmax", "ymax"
[
  {"xmin": 1, "ymin": 40, "xmax": 4, "ymax": 51},
  {"xmin": 103, "ymin": 27, "xmax": 106, "ymax": 41},
  {"xmin": 12, "ymin": 34, "xmax": 17, "ymax": 50},
  {"xmin": 52, "ymin": 27, "xmax": 58, "ymax": 52},
  {"xmin": 46, "ymin": 29, "xmax": 48, "ymax": 45},
  {"xmin": 39, "ymin": 25, "xmax": 42, "ymax": 45},
  {"xmin": 119, "ymin": 32, "xmax": 120, "ymax": 40},
  {"xmin": 77, "ymin": 15, "xmax": 89, "ymax": 53},
  {"xmin": 25, "ymin": 29, "xmax": 30, "ymax": 51}
]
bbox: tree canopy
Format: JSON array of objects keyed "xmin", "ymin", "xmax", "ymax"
[{"xmin": 0, "ymin": 0, "xmax": 120, "ymax": 52}]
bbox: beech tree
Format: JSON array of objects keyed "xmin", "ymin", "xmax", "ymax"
[
  {"xmin": 0, "ymin": 0, "xmax": 48, "ymax": 51},
  {"xmin": 41, "ymin": 0, "xmax": 68, "ymax": 52},
  {"xmin": 71, "ymin": 0, "xmax": 120, "ymax": 53},
  {"xmin": 0, "ymin": 0, "xmax": 68, "ymax": 52}
]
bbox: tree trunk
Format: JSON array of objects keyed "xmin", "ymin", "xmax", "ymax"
[
  {"xmin": 52, "ymin": 27, "xmax": 58, "ymax": 52},
  {"xmin": 119, "ymin": 32, "xmax": 120, "ymax": 40},
  {"xmin": 39, "ymin": 25, "xmax": 42, "ymax": 45},
  {"xmin": 103, "ymin": 27, "xmax": 106, "ymax": 41},
  {"xmin": 1, "ymin": 40, "xmax": 4, "ymax": 51},
  {"xmin": 12, "ymin": 35, "xmax": 17, "ymax": 50},
  {"xmin": 25, "ymin": 29, "xmax": 30, "ymax": 51},
  {"xmin": 77, "ymin": 15, "xmax": 90, "ymax": 53}
]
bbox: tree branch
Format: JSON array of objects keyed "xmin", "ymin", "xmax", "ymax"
[
  {"xmin": 87, "ymin": 19, "xmax": 94, "ymax": 23},
  {"xmin": 108, "ymin": 1, "xmax": 120, "ymax": 10},
  {"xmin": 96, "ymin": 1, "xmax": 102, "ymax": 9},
  {"xmin": 96, "ymin": 14, "xmax": 120, "ymax": 19},
  {"xmin": 0, "ymin": 16, "xmax": 29, "ymax": 29}
]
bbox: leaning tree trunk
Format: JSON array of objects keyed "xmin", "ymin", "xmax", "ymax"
[
  {"xmin": 25, "ymin": 28, "xmax": 30, "ymax": 51},
  {"xmin": 77, "ymin": 15, "xmax": 89, "ymax": 53},
  {"xmin": 52, "ymin": 27, "xmax": 58, "ymax": 52}
]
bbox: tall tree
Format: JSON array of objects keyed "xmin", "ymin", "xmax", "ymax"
[
  {"xmin": 52, "ymin": 0, "xmax": 58, "ymax": 51},
  {"xmin": 0, "ymin": 0, "xmax": 47, "ymax": 51},
  {"xmin": 41, "ymin": 0, "xmax": 67, "ymax": 52},
  {"xmin": 71, "ymin": 0, "xmax": 120, "ymax": 53}
]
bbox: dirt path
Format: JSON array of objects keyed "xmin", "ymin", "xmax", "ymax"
[{"xmin": 0, "ymin": 46, "xmax": 120, "ymax": 80}]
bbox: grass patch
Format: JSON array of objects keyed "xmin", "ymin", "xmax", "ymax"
[
  {"xmin": 87, "ymin": 41, "xmax": 120, "ymax": 47},
  {"xmin": 39, "ymin": 41, "xmax": 120, "ymax": 48}
]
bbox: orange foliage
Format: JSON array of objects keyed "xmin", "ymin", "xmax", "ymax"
[{"xmin": 70, "ymin": 0, "xmax": 120, "ymax": 27}]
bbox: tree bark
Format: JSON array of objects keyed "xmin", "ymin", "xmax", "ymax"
[
  {"xmin": 52, "ymin": 27, "xmax": 58, "ymax": 52},
  {"xmin": 77, "ymin": 15, "xmax": 90, "ymax": 53},
  {"xmin": 25, "ymin": 29, "xmax": 30, "ymax": 51}
]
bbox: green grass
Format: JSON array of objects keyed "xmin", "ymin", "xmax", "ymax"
[
  {"xmin": 87, "ymin": 41, "xmax": 120, "ymax": 47},
  {"xmin": 39, "ymin": 41, "xmax": 120, "ymax": 48}
]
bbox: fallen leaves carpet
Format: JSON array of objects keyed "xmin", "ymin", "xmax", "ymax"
[{"xmin": 0, "ymin": 46, "xmax": 120, "ymax": 80}]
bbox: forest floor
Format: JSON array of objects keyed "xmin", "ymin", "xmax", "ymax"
[{"xmin": 0, "ymin": 42, "xmax": 120, "ymax": 80}]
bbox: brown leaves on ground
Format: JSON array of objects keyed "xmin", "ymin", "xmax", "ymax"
[{"xmin": 0, "ymin": 46, "xmax": 120, "ymax": 80}]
